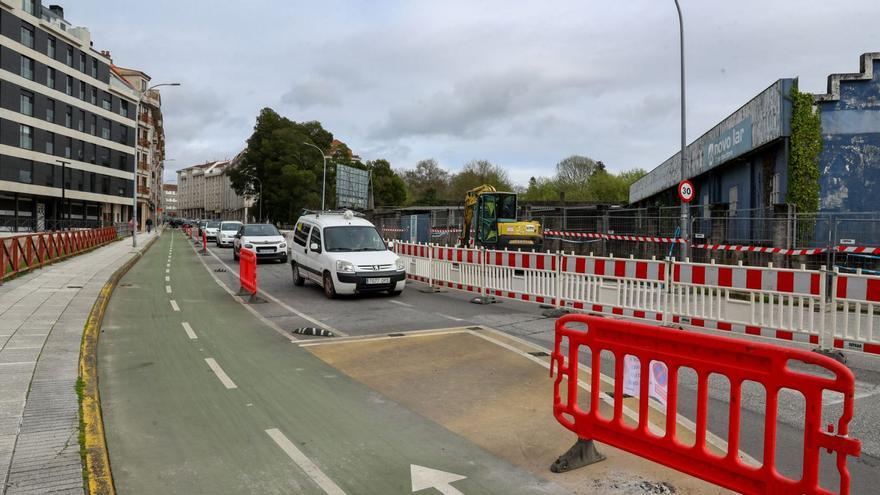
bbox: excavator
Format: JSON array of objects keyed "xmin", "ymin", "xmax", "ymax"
[{"xmin": 460, "ymin": 184, "xmax": 543, "ymax": 251}]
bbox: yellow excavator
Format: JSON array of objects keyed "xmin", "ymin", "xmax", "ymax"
[{"xmin": 460, "ymin": 184, "xmax": 543, "ymax": 251}]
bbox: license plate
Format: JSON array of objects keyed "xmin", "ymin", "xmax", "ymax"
[{"xmin": 366, "ymin": 277, "xmax": 390, "ymax": 285}]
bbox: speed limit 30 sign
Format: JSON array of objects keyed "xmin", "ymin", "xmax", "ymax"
[{"xmin": 678, "ymin": 180, "xmax": 695, "ymax": 203}]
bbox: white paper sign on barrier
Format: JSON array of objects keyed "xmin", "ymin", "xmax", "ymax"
[{"xmin": 622, "ymin": 356, "xmax": 668, "ymax": 407}]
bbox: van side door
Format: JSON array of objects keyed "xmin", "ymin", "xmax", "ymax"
[{"xmin": 304, "ymin": 226, "xmax": 324, "ymax": 282}]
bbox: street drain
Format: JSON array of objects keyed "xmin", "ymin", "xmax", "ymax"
[
  {"xmin": 529, "ymin": 351, "xmax": 550, "ymax": 357},
  {"xmin": 67, "ymin": 285, "xmax": 83, "ymax": 289},
  {"xmin": 291, "ymin": 327, "xmax": 334, "ymax": 337},
  {"xmin": 387, "ymin": 333, "xmax": 405, "ymax": 337},
  {"xmin": 214, "ymin": 268, "xmax": 227, "ymax": 273}
]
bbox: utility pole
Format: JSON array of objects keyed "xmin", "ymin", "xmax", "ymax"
[
  {"xmin": 56, "ymin": 159, "xmax": 69, "ymax": 230},
  {"xmin": 303, "ymin": 142, "xmax": 328, "ymax": 210},
  {"xmin": 674, "ymin": 0, "xmax": 690, "ymax": 260}
]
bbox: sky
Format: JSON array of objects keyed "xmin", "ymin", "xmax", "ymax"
[{"xmin": 66, "ymin": 1, "xmax": 879, "ymax": 185}]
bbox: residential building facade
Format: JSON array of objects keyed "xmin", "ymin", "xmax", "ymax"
[
  {"xmin": 162, "ymin": 182, "xmax": 176, "ymax": 217},
  {"xmin": 0, "ymin": 2, "xmax": 138, "ymax": 231},
  {"xmin": 176, "ymin": 154, "xmax": 254, "ymax": 222},
  {"xmin": 115, "ymin": 66, "xmax": 165, "ymax": 229}
]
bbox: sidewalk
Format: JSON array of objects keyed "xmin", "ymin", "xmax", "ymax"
[{"xmin": 0, "ymin": 231, "xmax": 156, "ymax": 495}]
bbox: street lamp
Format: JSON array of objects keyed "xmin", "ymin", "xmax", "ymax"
[
  {"xmin": 673, "ymin": 0, "xmax": 689, "ymax": 260},
  {"xmin": 132, "ymin": 82, "xmax": 180, "ymax": 247},
  {"xmin": 250, "ymin": 176, "xmax": 263, "ymax": 223},
  {"xmin": 55, "ymin": 159, "xmax": 69, "ymax": 230},
  {"xmin": 303, "ymin": 142, "xmax": 329, "ymax": 210}
]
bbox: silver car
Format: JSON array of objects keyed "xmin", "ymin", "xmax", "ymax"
[{"xmin": 216, "ymin": 221, "xmax": 242, "ymax": 248}]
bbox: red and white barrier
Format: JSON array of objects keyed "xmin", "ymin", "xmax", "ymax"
[
  {"xmin": 391, "ymin": 241, "xmax": 880, "ymax": 356},
  {"xmin": 544, "ymin": 230, "xmax": 685, "ymax": 243},
  {"xmin": 837, "ymin": 245, "xmax": 880, "ymax": 255},
  {"xmin": 692, "ymin": 244, "xmax": 826, "ymax": 256}
]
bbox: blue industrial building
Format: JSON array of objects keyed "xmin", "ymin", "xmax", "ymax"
[{"xmin": 630, "ymin": 52, "xmax": 880, "ymax": 216}]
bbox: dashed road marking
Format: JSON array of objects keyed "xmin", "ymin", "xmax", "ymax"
[
  {"xmin": 170, "ymin": 300, "xmax": 180, "ymax": 311},
  {"xmin": 434, "ymin": 312, "xmax": 464, "ymax": 322},
  {"xmin": 166, "ymin": 268, "xmax": 170, "ymax": 273},
  {"xmin": 204, "ymin": 358, "xmax": 237, "ymax": 389},
  {"xmin": 165, "ymin": 285, "xmax": 172, "ymax": 294},
  {"xmin": 181, "ymin": 322, "xmax": 197, "ymax": 340},
  {"xmin": 265, "ymin": 428, "xmax": 346, "ymax": 495},
  {"xmin": 165, "ymin": 276, "xmax": 170, "ymax": 282},
  {"xmin": 389, "ymin": 300, "xmax": 413, "ymax": 308}
]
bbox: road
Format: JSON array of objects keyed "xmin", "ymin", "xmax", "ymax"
[
  {"xmin": 193, "ymin": 231, "xmax": 880, "ymax": 493},
  {"xmin": 99, "ymin": 231, "xmax": 563, "ymax": 494}
]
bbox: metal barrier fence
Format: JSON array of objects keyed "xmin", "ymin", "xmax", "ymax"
[
  {"xmin": 393, "ymin": 241, "xmax": 880, "ymax": 357},
  {"xmin": 0, "ymin": 227, "xmax": 118, "ymax": 282},
  {"xmin": 551, "ymin": 314, "xmax": 861, "ymax": 495}
]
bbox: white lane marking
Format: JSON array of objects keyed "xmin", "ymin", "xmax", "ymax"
[
  {"xmin": 389, "ymin": 300, "xmax": 413, "ymax": 308},
  {"xmin": 265, "ymin": 428, "xmax": 346, "ymax": 495},
  {"xmin": 165, "ymin": 276, "xmax": 170, "ymax": 282},
  {"xmin": 166, "ymin": 263, "xmax": 170, "ymax": 268},
  {"xmin": 170, "ymin": 300, "xmax": 180, "ymax": 311},
  {"xmin": 411, "ymin": 464, "xmax": 466, "ymax": 495},
  {"xmin": 165, "ymin": 285, "xmax": 172, "ymax": 294},
  {"xmin": 0, "ymin": 361, "xmax": 37, "ymax": 366},
  {"xmin": 181, "ymin": 322, "xmax": 197, "ymax": 340},
  {"xmin": 204, "ymin": 358, "xmax": 237, "ymax": 389},
  {"xmin": 297, "ymin": 328, "xmax": 467, "ymax": 348},
  {"xmin": 202, "ymin": 246, "xmax": 346, "ymax": 336},
  {"xmin": 434, "ymin": 313, "xmax": 464, "ymax": 322},
  {"xmin": 166, "ymin": 268, "xmax": 170, "ymax": 273}
]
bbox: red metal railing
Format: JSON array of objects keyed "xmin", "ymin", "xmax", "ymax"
[
  {"xmin": 0, "ymin": 227, "xmax": 118, "ymax": 282},
  {"xmin": 551, "ymin": 314, "xmax": 861, "ymax": 495}
]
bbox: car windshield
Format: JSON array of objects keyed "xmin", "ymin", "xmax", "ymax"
[
  {"xmin": 243, "ymin": 224, "xmax": 280, "ymax": 236},
  {"xmin": 220, "ymin": 222, "xmax": 241, "ymax": 232},
  {"xmin": 324, "ymin": 226, "xmax": 386, "ymax": 252},
  {"xmin": 207, "ymin": 221, "xmax": 220, "ymax": 228}
]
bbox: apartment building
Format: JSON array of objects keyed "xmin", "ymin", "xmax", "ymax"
[
  {"xmin": 115, "ymin": 66, "xmax": 165, "ymax": 229},
  {"xmin": 162, "ymin": 182, "xmax": 176, "ymax": 216},
  {"xmin": 0, "ymin": 2, "xmax": 138, "ymax": 231},
  {"xmin": 176, "ymin": 153, "xmax": 254, "ymax": 222}
]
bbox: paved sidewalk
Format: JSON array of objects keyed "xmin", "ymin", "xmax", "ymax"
[{"xmin": 0, "ymin": 231, "xmax": 156, "ymax": 495}]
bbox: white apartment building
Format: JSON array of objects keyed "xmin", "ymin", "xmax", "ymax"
[
  {"xmin": 162, "ymin": 182, "xmax": 176, "ymax": 216},
  {"xmin": 176, "ymin": 154, "xmax": 253, "ymax": 221}
]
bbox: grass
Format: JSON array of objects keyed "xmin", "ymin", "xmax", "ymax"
[{"xmin": 75, "ymin": 376, "xmax": 89, "ymax": 491}]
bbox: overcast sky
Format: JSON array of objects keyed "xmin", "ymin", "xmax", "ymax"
[{"xmin": 68, "ymin": 1, "xmax": 878, "ymax": 185}]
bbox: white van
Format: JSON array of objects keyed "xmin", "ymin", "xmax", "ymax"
[{"xmin": 289, "ymin": 211, "xmax": 406, "ymax": 298}]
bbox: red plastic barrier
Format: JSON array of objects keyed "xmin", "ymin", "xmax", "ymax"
[
  {"xmin": 239, "ymin": 248, "xmax": 257, "ymax": 295},
  {"xmin": 551, "ymin": 314, "xmax": 861, "ymax": 495},
  {"xmin": 202, "ymin": 230, "xmax": 207, "ymax": 251},
  {"xmin": 0, "ymin": 227, "xmax": 117, "ymax": 283}
]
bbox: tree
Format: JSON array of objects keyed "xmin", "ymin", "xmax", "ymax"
[
  {"xmin": 448, "ymin": 160, "xmax": 513, "ymax": 199},
  {"xmin": 228, "ymin": 107, "xmax": 334, "ymax": 223},
  {"xmin": 556, "ymin": 155, "xmax": 602, "ymax": 186},
  {"xmin": 367, "ymin": 159, "xmax": 407, "ymax": 206},
  {"xmin": 402, "ymin": 159, "xmax": 450, "ymax": 205}
]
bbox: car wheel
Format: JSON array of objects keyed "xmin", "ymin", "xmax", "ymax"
[
  {"xmin": 292, "ymin": 263, "xmax": 305, "ymax": 286},
  {"xmin": 322, "ymin": 272, "xmax": 336, "ymax": 299},
  {"xmin": 388, "ymin": 289, "xmax": 402, "ymax": 296}
]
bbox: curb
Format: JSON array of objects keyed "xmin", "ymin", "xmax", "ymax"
[{"xmin": 78, "ymin": 233, "xmax": 159, "ymax": 494}]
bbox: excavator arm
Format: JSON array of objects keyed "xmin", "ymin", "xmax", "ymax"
[{"xmin": 461, "ymin": 184, "xmax": 496, "ymax": 247}]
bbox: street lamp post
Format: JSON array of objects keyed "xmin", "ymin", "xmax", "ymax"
[
  {"xmin": 674, "ymin": 0, "xmax": 689, "ymax": 260},
  {"xmin": 303, "ymin": 142, "xmax": 328, "ymax": 210},
  {"xmin": 56, "ymin": 159, "xmax": 69, "ymax": 230},
  {"xmin": 132, "ymin": 82, "xmax": 180, "ymax": 247}
]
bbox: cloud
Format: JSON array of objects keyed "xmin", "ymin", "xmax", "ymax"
[{"xmin": 281, "ymin": 79, "xmax": 342, "ymax": 109}]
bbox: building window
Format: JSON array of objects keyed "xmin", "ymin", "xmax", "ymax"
[
  {"xmin": 118, "ymin": 155, "xmax": 127, "ymax": 170},
  {"xmin": 101, "ymin": 119, "xmax": 111, "ymax": 140},
  {"xmin": 22, "ymin": 0, "xmax": 36, "ymax": 16},
  {"xmin": 65, "ymin": 107, "xmax": 72, "ymax": 127},
  {"xmin": 91, "ymin": 59, "xmax": 98, "ymax": 78},
  {"xmin": 120, "ymin": 126, "xmax": 128, "ymax": 145},
  {"xmin": 102, "ymin": 96, "xmax": 111, "ymax": 111},
  {"xmin": 120, "ymin": 100, "xmax": 128, "ymax": 118},
  {"xmin": 20, "ymin": 91, "xmax": 33, "ymax": 116},
  {"xmin": 46, "ymin": 99, "xmax": 55, "ymax": 122},
  {"xmin": 64, "ymin": 137, "xmax": 71, "ymax": 158},
  {"xmin": 47, "ymin": 36, "xmax": 56, "ymax": 58},
  {"xmin": 19, "ymin": 161, "xmax": 32, "ymax": 184},
  {"xmin": 728, "ymin": 186, "xmax": 738, "ymax": 214},
  {"xmin": 66, "ymin": 46, "xmax": 73, "ymax": 66},
  {"xmin": 65, "ymin": 75, "xmax": 73, "ymax": 95},
  {"xmin": 46, "ymin": 132, "xmax": 55, "ymax": 155},
  {"xmin": 79, "ymin": 81, "xmax": 86, "ymax": 100},
  {"xmin": 19, "ymin": 124, "xmax": 33, "ymax": 150},
  {"xmin": 90, "ymin": 114, "xmax": 96, "ymax": 135},
  {"xmin": 46, "ymin": 67, "xmax": 55, "ymax": 88},
  {"xmin": 20, "ymin": 56, "xmax": 34, "ymax": 80},
  {"xmin": 77, "ymin": 110, "xmax": 85, "ymax": 132},
  {"xmin": 79, "ymin": 53, "xmax": 86, "ymax": 72},
  {"xmin": 20, "ymin": 24, "xmax": 34, "ymax": 48}
]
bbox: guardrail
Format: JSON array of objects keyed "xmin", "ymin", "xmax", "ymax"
[
  {"xmin": 0, "ymin": 227, "xmax": 117, "ymax": 282},
  {"xmin": 550, "ymin": 314, "xmax": 861, "ymax": 494},
  {"xmin": 393, "ymin": 241, "xmax": 880, "ymax": 357}
]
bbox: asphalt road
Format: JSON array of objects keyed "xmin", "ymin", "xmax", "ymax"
[
  {"xmin": 99, "ymin": 230, "xmax": 563, "ymax": 494},
  {"xmin": 194, "ymin": 232, "xmax": 880, "ymax": 493}
]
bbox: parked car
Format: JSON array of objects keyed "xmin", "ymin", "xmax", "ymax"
[
  {"xmin": 233, "ymin": 224, "xmax": 287, "ymax": 263},
  {"xmin": 204, "ymin": 220, "xmax": 221, "ymax": 241},
  {"xmin": 217, "ymin": 221, "xmax": 242, "ymax": 247},
  {"xmin": 289, "ymin": 210, "xmax": 405, "ymax": 298}
]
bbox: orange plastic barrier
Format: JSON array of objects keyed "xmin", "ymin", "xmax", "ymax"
[
  {"xmin": 0, "ymin": 227, "xmax": 117, "ymax": 282},
  {"xmin": 551, "ymin": 314, "xmax": 861, "ymax": 495},
  {"xmin": 239, "ymin": 248, "xmax": 257, "ymax": 295}
]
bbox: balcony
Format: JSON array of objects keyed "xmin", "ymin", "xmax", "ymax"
[
  {"xmin": 137, "ymin": 185, "xmax": 150, "ymax": 196},
  {"xmin": 138, "ymin": 113, "xmax": 152, "ymax": 125},
  {"xmin": 137, "ymin": 161, "xmax": 150, "ymax": 172},
  {"xmin": 138, "ymin": 137, "xmax": 150, "ymax": 148}
]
